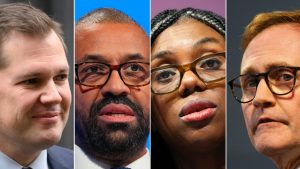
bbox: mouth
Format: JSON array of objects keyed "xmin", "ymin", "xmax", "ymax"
[
  {"xmin": 255, "ymin": 116, "xmax": 287, "ymax": 132},
  {"xmin": 179, "ymin": 101, "xmax": 217, "ymax": 123},
  {"xmin": 32, "ymin": 112, "xmax": 60, "ymax": 124},
  {"xmin": 98, "ymin": 103, "xmax": 136, "ymax": 123}
]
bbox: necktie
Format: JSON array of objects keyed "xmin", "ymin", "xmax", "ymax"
[
  {"xmin": 22, "ymin": 167, "xmax": 32, "ymax": 169},
  {"xmin": 111, "ymin": 167, "xmax": 130, "ymax": 169}
]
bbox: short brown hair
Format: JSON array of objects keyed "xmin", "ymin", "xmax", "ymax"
[
  {"xmin": 0, "ymin": 3, "xmax": 66, "ymax": 68},
  {"xmin": 242, "ymin": 10, "xmax": 300, "ymax": 51}
]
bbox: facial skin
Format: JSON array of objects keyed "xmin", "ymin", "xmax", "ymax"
[
  {"xmin": 241, "ymin": 23, "xmax": 300, "ymax": 168},
  {"xmin": 0, "ymin": 31, "xmax": 71, "ymax": 166},
  {"xmin": 152, "ymin": 19, "xmax": 225, "ymax": 168},
  {"xmin": 75, "ymin": 23, "xmax": 150, "ymax": 165}
]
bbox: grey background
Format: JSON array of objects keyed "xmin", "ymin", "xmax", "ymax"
[
  {"xmin": 0, "ymin": 0, "xmax": 74, "ymax": 150},
  {"xmin": 227, "ymin": 0, "xmax": 300, "ymax": 168}
]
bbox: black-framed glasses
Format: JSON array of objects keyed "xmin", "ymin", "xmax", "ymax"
[
  {"xmin": 228, "ymin": 66, "xmax": 300, "ymax": 103},
  {"xmin": 151, "ymin": 52, "xmax": 226, "ymax": 94},
  {"xmin": 75, "ymin": 62, "xmax": 150, "ymax": 87}
]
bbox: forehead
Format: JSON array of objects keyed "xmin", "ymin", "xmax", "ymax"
[
  {"xmin": 75, "ymin": 22, "xmax": 149, "ymax": 63},
  {"xmin": 152, "ymin": 19, "xmax": 224, "ymax": 54},
  {"xmin": 241, "ymin": 23, "xmax": 300, "ymax": 74},
  {"xmin": 1, "ymin": 31, "xmax": 68, "ymax": 72}
]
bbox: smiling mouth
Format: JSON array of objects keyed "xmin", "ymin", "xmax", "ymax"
[{"xmin": 32, "ymin": 112, "xmax": 60, "ymax": 124}]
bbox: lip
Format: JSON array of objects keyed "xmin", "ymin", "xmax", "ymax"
[
  {"xmin": 254, "ymin": 116, "xmax": 288, "ymax": 132},
  {"xmin": 179, "ymin": 100, "xmax": 217, "ymax": 123},
  {"xmin": 98, "ymin": 103, "xmax": 135, "ymax": 123},
  {"xmin": 32, "ymin": 112, "xmax": 60, "ymax": 124}
]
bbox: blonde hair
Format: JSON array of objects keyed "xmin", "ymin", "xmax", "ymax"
[{"xmin": 242, "ymin": 9, "xmax": 300, "ymax": 50}]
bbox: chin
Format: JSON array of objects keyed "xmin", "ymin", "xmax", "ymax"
[
  {"xmin": 39, "ymin": 130, "xmax": 63, "ymax": 148},
  {"xmin": 253, "ymin": 136, "xmax": 291, "ymax": 157}
]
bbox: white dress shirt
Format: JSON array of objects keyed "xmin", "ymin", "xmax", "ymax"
[
  {"xmin": 0, "ymin": 150, "xmax": 48, "ymax": 169},
  {"xmin": 75, "ymin": 145, "xmax": 150, "ymax": 169}
]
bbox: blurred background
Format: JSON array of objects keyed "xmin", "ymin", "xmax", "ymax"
[
  {"xmin": 227, "ymin": 0, "xmax": 300, "ymax": 168},
  {"xmin": 75, "ymin": 0, "xmax": 150, "ymax": 149},
  {"xmin": 0, "ymin": 0, "xmax": 74, "ymax": 150}
]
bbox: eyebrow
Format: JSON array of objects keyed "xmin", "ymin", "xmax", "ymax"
[
  {"xmin": 151, "ymin": 37, "xmax": 221, "ymax": 61},
  {"xmin": 78, "ymin": 54, "xmax": 107, "ymax": 63},
  {"xmin": 124, "ymin": 53, "xmax": 145, "ymax": 61},
  {"xmin": 193, "ymin": 37, "xmax": 221, "ymax": 48},
  {"xmin": 151, "ymin": 50, "xmax": 173, "ymax": 61},
  {"xmin": 78, "ymin": 53, "xmax": 146, "ymax": 63},
  {"xmin": 241, "ymin": 61, "xmax": 292, "ymax": 75},
  {"xmin": 14, "ymin": 66, "xmax": 69, "ymax": 80}
]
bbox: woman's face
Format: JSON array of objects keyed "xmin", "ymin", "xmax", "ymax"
[{"xmin": 151, "ymin": 19, "xmax": 225, "ymax": 152}]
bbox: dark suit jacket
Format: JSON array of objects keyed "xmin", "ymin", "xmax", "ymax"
[{"xmin": 47, "ymin": 145, "xmax": 73, "ymax": 169}]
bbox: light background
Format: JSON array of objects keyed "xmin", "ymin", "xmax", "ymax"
[
  {"xmin": 151, "ymin": 0, "xmax": 225, "ymax": 18},
  {"xmin": 0, "ymin": 0, "xmax": 74, "ymax": 150},
  {"xmin": 227, "ymin": 0, "xmax": 300, "ymax": 168},
  {"xmin": 75, "ymin": 0, "xmax": 151, "ymax": 149}
]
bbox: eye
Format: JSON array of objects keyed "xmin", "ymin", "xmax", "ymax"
[
  {"xmin": 153, "ymin": 69, "xmax": 177, "ymax": 84},
  {"xmin": 242, "ymin": 75, "xmax": 257, "ymax": 89},
  {"xmin": 198, "ymin": 58, "xmax": 222, "ymax": 70},
  {"xmin": 123, "ymin": 63, "xmax": 145, "ymax": 72},
  {"xmin": 21, "ymin": 78, "xmax": 40, "ymax": 86},
  {"xmin": 55, "ymin": 74, "xmax": 68, "ymax": 81},
  {"xmin": 81, "ymin": 64, "xmax": 108, "ymax": 75},
  {"xmin": 269, "ymin": 68, "xmax": 294, "ymax": 83}
]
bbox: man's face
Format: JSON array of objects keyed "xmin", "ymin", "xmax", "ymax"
[
  {"xmin": 0, "ymin": 31, "xmax": 71, "ymax": 152},
  {"xmin": 75, "ymin": 23, "xmax": 150, "ymax": 159},
  {"xmin": 241, "ymin": 23, "xmax": 300, "ymax": 158}
]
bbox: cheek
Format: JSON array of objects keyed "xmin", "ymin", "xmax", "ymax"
[
  {"xmin": 241, "ymin": 104, "xmax": 253, "ymax": 133},
  {"xmin": 152, "ymin": 95, "xmax": 176, "ymax": 130},
  {"xmin": 132, "ymin": 87, "xmax": 150, "ymax": 116},
  {"xmin": 60, "ymin": 85, "xmax": 72, "ymax": 111},
  {"xmin": 75, "ymin": 86, "xmax": 98, "ymax": 117}
]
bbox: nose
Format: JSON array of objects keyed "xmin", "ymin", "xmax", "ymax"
[
  {"xmin": 178, "ymin": 71, "xmax": 206, "ymax": 97},
  {"xmin": 252, "ymin": 79, "xmax": 275, "ymax": 107},
  {"xmin": 101, "ymin": 70, "xmax": 130, "ymax": 97},
  {"xmin": 40, "ymin": 80, "xmax": 62, "ymax": 104}
]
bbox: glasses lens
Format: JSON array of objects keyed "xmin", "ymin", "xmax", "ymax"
[
  {"xmin": 121, "ymin": 62, "xmax": 150, "ymax": 86},
  {"xmin": 151, "ymin": 67, "xmax": 180, "ymax": 93},
  {"xmin": 231, "ymin": 74, "xmax": 257, "ymax": 103},
  {"xmin": 196, "ymin": 54, "xmax": 225, "ymax": 82},
  {"xmin": 77, "ymin": 63, "xmax": 110, "ymax": 86},
  {"xmin": 268, "ymin": 67, "xmax": 295, "ymax": 94}
]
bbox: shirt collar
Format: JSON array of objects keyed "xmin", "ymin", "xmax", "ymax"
[
  {"xmin": 75, "ymin": 145, "xmax": 150, "ymax": 169},
  {"xmin": 0, "ymin": 150, "xmax": 48, "ymax": 169},
  {"xmin": 126, "ymin": 149, "xmax": 150, "ymax": 169}
]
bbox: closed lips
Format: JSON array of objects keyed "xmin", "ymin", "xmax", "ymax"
[
  {"xmin": 254, "ymin": 116, "xmax": 288, "ymax": 131},
  {"xmin": 179, "ymin": 100, "xmax": 217, "ymax": 123},
  {"xmin": 98, "ymin": 103, "xmax": 134, "ymax": 116},
  {"xmin": 180, "ymin": 101, "xmax": 216, "ymax": 117},
  {"xmin": 32, "ymin": 112, "xmax": 59, "ymax": 118}
]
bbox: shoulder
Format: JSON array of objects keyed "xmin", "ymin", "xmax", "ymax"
[{"xmin": 48, "ymin": 145, "xmax": 74, "ymax": 169}]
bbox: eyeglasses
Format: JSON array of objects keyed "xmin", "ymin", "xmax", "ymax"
[
  {"xmin": 75, "ymin": 62, "xmax": 150, "ymax": 87},
  {"xmin": 228, "ymin": 66, "xmax": 300, "ymax": 103},
  {"xmin": 151, "ymin": 52, "xmax": 226, "ymax": 94}
]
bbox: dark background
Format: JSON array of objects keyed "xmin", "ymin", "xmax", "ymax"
[
  {"xmin": 0, "ymin": 0, "xmax": 74, "ymax": 150},
  {"xmin": 227, "ymin": 0, "xmax": 300, "ymax": 168}
]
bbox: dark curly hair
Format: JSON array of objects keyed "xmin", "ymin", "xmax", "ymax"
[{"xmin": 151, "ymin": 8, "xmax": 225, "ymax": 45}]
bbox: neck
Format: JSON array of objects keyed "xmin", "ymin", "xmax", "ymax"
[
  {"xmin": 0, "ymin": 138, "xmax": 40, "ymax": 166},
  {"xmin": 171, "ymin": 143, "xmax": 225, "ymax": 169},
  {"xmin": 272, "ymin": 150, "xmax": 300, "ymax": 169},
  {"xmin": 101, "ymin": 148, "xmax": 147, "ymax": 166}
]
